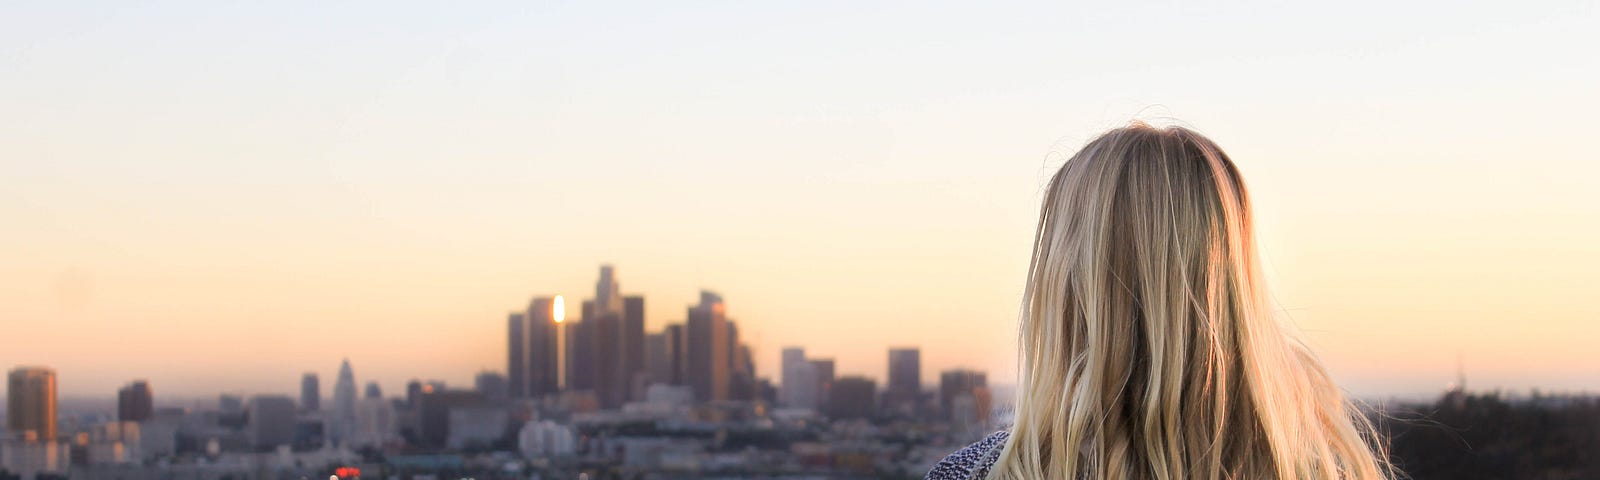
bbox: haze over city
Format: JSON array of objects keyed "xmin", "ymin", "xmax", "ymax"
[{"xmin": 3, "ymin": 0, "xmax": 1598, "ymax": 401}]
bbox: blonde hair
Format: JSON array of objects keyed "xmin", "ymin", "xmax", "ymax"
[{"xmin": 988, "ymin": 123, "xmax": 1391, "ymax": 480}]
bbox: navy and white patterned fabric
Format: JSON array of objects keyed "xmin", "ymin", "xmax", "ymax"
[{"xmin": 925, "ymin": 430, "xmax": 1010, "ymax": 480}]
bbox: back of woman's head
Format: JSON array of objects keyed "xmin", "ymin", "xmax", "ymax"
[{"xmin": 989, "ymin": 123, "xmax": 1390, "ymax": 480}]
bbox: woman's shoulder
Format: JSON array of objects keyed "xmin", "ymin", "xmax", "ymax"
[{"xmin": 925, "ymin": 430, "xmax": 1010, "ymax": 480}]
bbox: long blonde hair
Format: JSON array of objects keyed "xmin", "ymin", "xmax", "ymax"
[{"xmin": 988, "ymin": 123, "xmax": 1390, "ymax": 480}]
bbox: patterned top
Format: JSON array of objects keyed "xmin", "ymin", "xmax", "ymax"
[{"xmin": 925, "ymin": 430, "xmax": 1010, "ymax": 480}]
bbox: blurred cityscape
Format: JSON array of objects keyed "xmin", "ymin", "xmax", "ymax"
[
  {"xmin": 1, "ymin": 266, "xmax": 1595, "ymax": 480},
  {"xmin": 1, "ymin": 265, "xmax": 1004, "ymax": 480}
]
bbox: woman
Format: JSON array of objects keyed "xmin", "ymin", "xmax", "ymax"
[{"xmin": 928, "ymin": 123, "xmax": 1391, "ymax": 480}]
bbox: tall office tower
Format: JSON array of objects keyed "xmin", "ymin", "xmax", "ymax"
[
  {"xmin": 566, "ymin": 301, "xmax": 597, "ymax": 394},
  {"xmin": 333, "ymin": 359, "xmax": 358, "ymax": 444},
  {"xmin": 353, "ymin": 395, "xmax": 396, "ymax": 448},
  {"xmin": 810, "ymin": 358, "xmax": 836, "ymax": 407},
  {"xmin": 300, "ymin": 373, "xmax": 321, "ymax": 412},
  {"xmin": 595, "ymin": 265, "xmax": 621, "ymax": 312},
  {"xmin": 7, "ymin": 367, "xmax": 57, "ymax": 441},
  {"xmin": 732, "ymin": 324, "xmax": 755, "ymax": 400},
  {"xmin": 825, "ymin": 376, "xmax": 877, "ymax": 419},
  {"xmin": 686, "ymin": 291, "xmax": 730, "ymax": 402},
  {"xmin": 219, "ymin": 394, "xmax": 244, "ymax": 414},
  {"xmin": 507, "ymin": 312, "xmax": 526, "ymax": 398},
  {"xmin": 726, "ymin": 321, "xmax": 740, "ymax": 377},
  {"xmin": 664, "ymin": 324, "xmax": 686, "ymax": 385},
  {"xmin": 248, "ymin": 395, "xmax": 296, "ymax": 449},
  {"xmin": 525, "ymin": 297, "xmax": 560, "ymax": 398},
  {"xmin": 406, "ymin": 380, "xmax": 424, "ymax": 408},
  {"xmin": 593, "ymin": 306, "xmax": 624, "ymax": 408},
  {"xmin": 117, "ymin": 380, "xmax": 153, "ymax": 422},
  {"xmin": 622, "ymin": 296, "xmax": 646, "ymax": 400},
  {"xmin": 417, "ymin": 389, "xmax": 486, "ymax": 449},
  {"xmin": 570, "ymin": 266, "xmax": 640, "ymax": 409},
  {"xmin": 365, "ymin": 382, "xmax": 383, "ymax": 399},
  {"xmin": 939, "ymin": 369, "xmax": 988, "ymax": 420},
  {"xmin": 886, "ymin": 348, "xmax": 922, "ymax": 415},
  {"xmin": 726, "ymin": 321, "xmax": 743, "ymax": 400},
  {"xmin": 780, "ymin": 348, "xmax": 818, "ymax": 409},
  {"xmin": 475, "ymin": 371, "xmax": 508, "ymax": 400},
  {"xmin": 644, "ymin": 332, "xmax": 672, "ymax": 386}
]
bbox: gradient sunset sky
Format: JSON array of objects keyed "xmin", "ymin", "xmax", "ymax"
[{"xmin": 2, "ymin": 1, "xmax": 1596, "ymax": 400}]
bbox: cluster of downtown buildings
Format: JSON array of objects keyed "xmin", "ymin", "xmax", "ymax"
[{"xmin": 1, "ymin": 265, "xmax": 998, "ymax": 480}]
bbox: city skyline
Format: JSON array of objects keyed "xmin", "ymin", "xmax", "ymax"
[
  {"xmin": 4, "ymin": 1, "xmax": 1598, "ymax": 401},
  {"xmin": 2, "ymin": 254, "xmax": 1594, "ymax": 401}
]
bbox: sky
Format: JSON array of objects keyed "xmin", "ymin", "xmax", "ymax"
[{"xmin": 1, "ymin": 0, "xmax": 1596, "ymax": 401}]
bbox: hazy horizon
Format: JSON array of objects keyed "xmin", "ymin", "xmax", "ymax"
[{"xmin": 3, "ymin": 1, "xmax": 1597, "ymax": 400}]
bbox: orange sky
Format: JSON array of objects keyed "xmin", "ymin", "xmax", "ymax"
[{"xmin": 1, "ymin": 1, "xmax": 1596, "ymax": 400}]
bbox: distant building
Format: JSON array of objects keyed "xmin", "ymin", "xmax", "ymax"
[
  {"xmin": 810, "ymin": 358, "xmax": 836, "ymax": 407},
  {"xmin": 781, "ymin": 348, "xmax": 819, "ymax": 410},
  {"xmin": 507, "ymin": 311, "xmax": 526, "ymax": 398},
  {"xmin": 0, "ymin": 437, "xmax": 60, "ymax": 478},
  {"xmin": 517, "ymin": 420, "xmax": 575, "ymax": 458},
  {"xmin": 570, "ymin": 266, "xmax": 645, "ymax": 409},
  {"xmin": 826, "ymin": 376, "xmax": 877, "ymax": 419},
  {"xmin": 117, "ymin": 380, "xmax": 153, "ymax": 423},
  {"xmin": 566, "ymin": 305, "xmax": 597, "ymax": 394},
  {"xmin": 953, "ymin": 386, "xmax": 993, "ymax": 430},
  {"xmin": 332, "ymin": 359, "xmax": 358, "ymax": 445},
  {"xmin": 665, "ymin": 324, "xmax": 687, "ymax": 385},
  {"xmin": 686, "ymin": 291, "xmax": 730, "ymax": 402},
  {"xmin": 247, "ymin": 395, "xmax": 296, "ymax": 449},
  {"xmin": 623, "ymin": 295, "xmax": 647, "ymax": 400},
  {"xmin": 7, "ymin": 366, "xmax": 57, "ymax": 441},
  {"xmin": 645, "ymin": 332, "xmax": 673, "ymax": 386},
  {"xmin": 364, "ymin": 381, "xmax": 383, "ymax": 399},
  {"xmin": 218, "ymin": 394, "xmax": 243, "ymax": 413},
  {"xmin": 592, "ymin": 306, "xmax": 626, "ymax": 408},
  {"xmin": 939, "ymin": 369, "xmax": 988, "ymax": 420},
  {"xmin": 353, "ymin": 396, "xmax": 397, "ymax": 448},
  {"xmin": 886, "ymin": 348, "xmax": 921, "ymax": 415},
  {"xmin": 300, "ymin": 372, "xmax": 321, "ymax": 412},
  {"xmin": 525, "ymin": 297, "xmax": 559, "ymax": 398},
  {"xmin": 475, "ymin": 371, "xmax": 508, "ymax": 400},
  {"xmin": 733, "ymin": 343, "xmax": 756, "ymax": 401},
  {"xmin": 418, "ymin": 389, "xmax": 486, "ymax": 448},
  {"xmin": 446, "ymin": 405, "xmax": 510, "ymax": 450}
]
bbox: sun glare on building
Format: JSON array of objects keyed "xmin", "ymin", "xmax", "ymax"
[{"xmin": 553, "ymin": 295, "xmax": 566, "ymax": 324}]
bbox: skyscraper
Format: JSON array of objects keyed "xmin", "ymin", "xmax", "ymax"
[
  {"xmin": 300, "ymin": 372, "xmax": 321, "ymax": 412},
  {"xmin": 686, "ymin": 291, "xmax": 730, "ymax": 402},
  {"xmin": 939, "ymin": 369, "xmax": 988, "ymax": 420},
  {"xmin": 365, "ymin": 381, "xmax": 383, "ymax": 399},
  {"xmin": 810, "ymin": 358, "xmax": 836, "ymax": 408},
  {"xmin": 475, "ymin": 371, "xmax": 508, "ymax": 400},
  {"xmin": 622, "ymin": 295, "xmax": 646, "ymax": 401},
  {"xmin": 507, "ymin": 312, "xmax": 526, "ymax": 398},
  {"xmin": 664, "ymin": 324, "xmax": 686, "ymax": 385},
  {"xmin": 886, "ymin": 348, "xmax": 922, "ymax": 415},
  {"xmin": 117, "ymin": 380, "xmax": 153, "ymax": 422},
  {"xmin": 781, "ymin": 348, "xmax": 818, "ymax": 410},
  {"xmin": 566, "ymin": 302, "xmax": 597, "ymax": 393},
  {"xmin": 595, "ymin": 265, "xmax": 621, "ymax": 312},
  {"xmin": 591, "ymin": 302, "xmax": 623, "ymax": 408},
  {"xmin": 826, "ymin": 376, "xmax": 877, "ymax": 419},
  {"xmin": 645, "ymin": 332, "xmax": 673, "ymax": 386},
  {"xmin": 568, "ymin": 266, "xmax": 644, "ymax": 409},
  {"xmin": 418, "ymin": 389, "xmax": 486, "ymax": 449},
  {"xmin": 7, "ymin": 367, "xmax": 57, "ymax": 441},
  {"xmin": 333, "ymin": 359, "xmax": 358, "ymax": 444},
  {"xmin": 248, "ymin": 395, "xmax": 296, "ymax": 449},
  {"xmin": 524, "ymin": 297, "xmax": 559, "ymax": 398}
]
